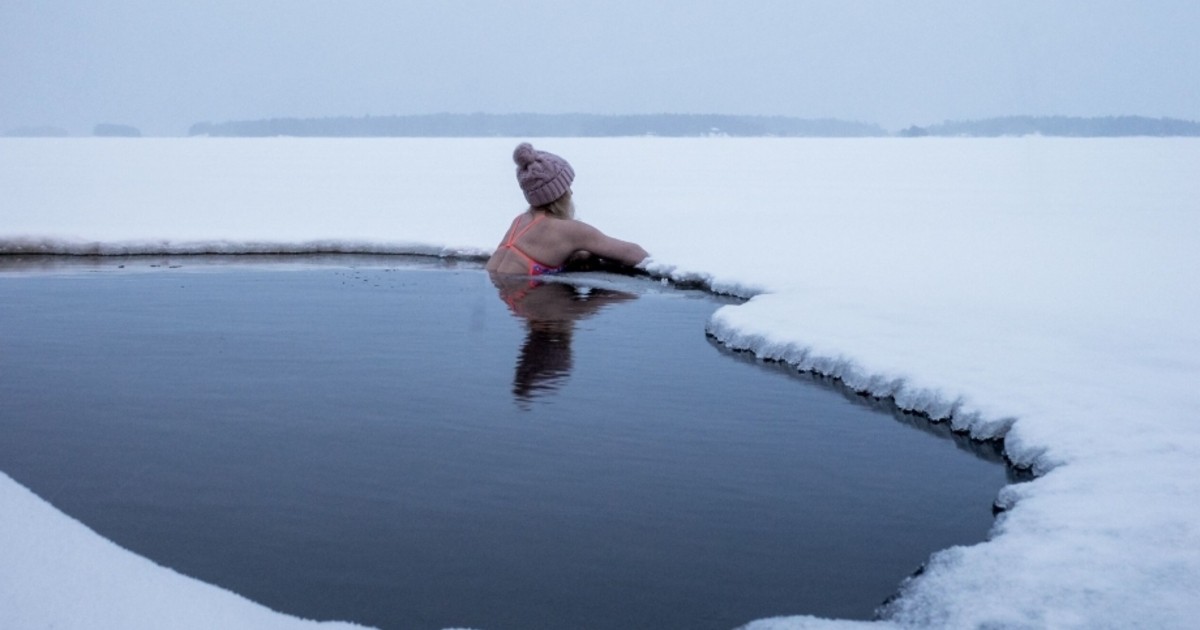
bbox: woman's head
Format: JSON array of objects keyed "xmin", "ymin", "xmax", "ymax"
[{"xmin": 513, "ymin": 142, "xmax": 574, "ymax": 210}]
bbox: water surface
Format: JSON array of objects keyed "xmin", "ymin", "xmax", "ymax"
[{"xmin": 0, "ymin": 255, "xmax": 1013, "ymax": 630}]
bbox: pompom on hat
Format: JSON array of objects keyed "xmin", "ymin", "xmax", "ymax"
[{"xmin": 513, "ymin": 142, "xmax": 574, "ymax": 207}]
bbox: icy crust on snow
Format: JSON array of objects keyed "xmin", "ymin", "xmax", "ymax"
[
  {"xmin": 705, "ymin": 311, "xmax": 1015, "ymax": 441},
  {"xmin": 0, "ymin": 236, "xmax": 489, "ymax": 259},
  {"xmin": 3, "ymin": 137, "xmax": 1200, "ymax": 629},
  {"xmin": 642, "ymin": 259, "xmax": 767, "ymax": 299},
  {"xmin": 741, "ymin": 618, "xmax": 894, "ymax": 630}
]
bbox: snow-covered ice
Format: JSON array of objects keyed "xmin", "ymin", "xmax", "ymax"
[{"xmin": 2, "ymin": 137, "xmax": 1199, "ymax": 628}]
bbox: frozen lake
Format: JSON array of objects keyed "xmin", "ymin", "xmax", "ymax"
[
  {"xmin": 2, "ymin": 137, "xmax": 1197, "ymax": 629},
  {"xmin": 0, "ymin": 257, "xmax": 1011, "ymax": 629}
]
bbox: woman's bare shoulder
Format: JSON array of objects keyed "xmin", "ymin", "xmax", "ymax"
[
  {"xmin": 554, "ymin": 217, "xmax": 598, "ymax": 234},
  {"xmin": 558, "ymin": 218, "xmax": 648, "ymax": 266}
]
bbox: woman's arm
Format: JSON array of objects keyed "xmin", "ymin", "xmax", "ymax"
[{"xmin": 565, "ymin": 221, "xmax": 648, "ymax": 267}]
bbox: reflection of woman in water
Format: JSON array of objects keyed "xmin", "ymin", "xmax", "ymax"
[
  {"xmin": 486, "ymin": 142, "xmax": 649, "ymax": 276},
  {"xmin": 492, "ymin": 276, "xmax": 637, "ymax": 404}
]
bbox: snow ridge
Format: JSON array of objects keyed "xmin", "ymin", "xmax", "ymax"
[
  {"xmin": 0, "ymin": 237, "xmax": 490, "ymax": 260},
  {"xmin": 704, "ymin": 306, "xmax": 1017, "ymax": 444},
  {"xmin": 642, "ymin": 259, "xmax": 766, "ymax": 300}
]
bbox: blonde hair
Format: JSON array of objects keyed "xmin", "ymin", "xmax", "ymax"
[{"xmin": 533, "ymin": 189, "xmax": 574, "ymax": 219}]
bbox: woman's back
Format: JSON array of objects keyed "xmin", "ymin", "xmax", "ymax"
[
  {"xmin": 486, "ymin": 210, "xmax": 647, "ymax": 276},
  {"xmin": 487, "ymin": 212, "xmax": 570, "ymax": 275}
]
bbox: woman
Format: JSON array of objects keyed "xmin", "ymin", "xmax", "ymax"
[{"xmin": 486, "ymin": 142, "xmax": 649, "ymax": 276}]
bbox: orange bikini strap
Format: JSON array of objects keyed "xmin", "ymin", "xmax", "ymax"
[{"xmin": 506, "ymin": 213, "xmax": 545, "ymax": 246}]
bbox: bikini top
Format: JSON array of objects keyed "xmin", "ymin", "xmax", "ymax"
[{"xmin": 501, "ymin": 213, "xmax": 564, "ymax": 276}]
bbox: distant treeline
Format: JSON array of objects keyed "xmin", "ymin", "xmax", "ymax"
[
  {"xmin": 2, "ymin": 126, "xmax": 70, "ymax": 137},
  {"xmin": 8, "ymin": 114, "xmax": 1199, "ymax": 138},
  {"xmin": 900, "ymin": 116, "xmax": 1200, "ymax": 137},
  {"xmin": 4, "ymin": 123, "xmax": 143, "ymax": 137},
  {"xmin": 93, "ymin": 123, "xmax": 142, "ymax": 137},
  {"xmin": 188, "ymin": 114, "xmax": 886, "ymax": 138}
]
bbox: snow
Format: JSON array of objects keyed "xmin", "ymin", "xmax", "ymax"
[{"xmin": 2, "ymin": 137, "xmax": 1199, "ymax": 628}]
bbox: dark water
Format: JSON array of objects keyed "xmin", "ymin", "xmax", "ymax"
[{"xmin": 0, "ymin": 256, "xmax": 1013, "ymax": 630}]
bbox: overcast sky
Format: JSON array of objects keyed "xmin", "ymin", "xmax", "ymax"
[{"xmin": 3, "ymin": 1, "xmax": 1198, "ymax": 135}]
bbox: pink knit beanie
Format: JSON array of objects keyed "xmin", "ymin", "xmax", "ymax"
[{"xmin": 513, "ymin": 142, "xmax": 574, "ymax": 206}]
